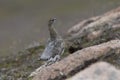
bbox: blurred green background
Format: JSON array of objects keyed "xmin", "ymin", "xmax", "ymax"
[{"xmin": 0, "ymin": 0, "xmax": 120, "ymax": 56}]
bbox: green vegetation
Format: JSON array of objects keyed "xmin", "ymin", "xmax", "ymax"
[
  {"xmin": 0, "ymin": 45, "xmax": 44, "ymax": 79},
  {"xmin": 0, "ymin": 45, "xmax": 69, "ymax": 79}
]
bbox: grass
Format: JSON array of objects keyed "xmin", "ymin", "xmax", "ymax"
[
  {"xmin": 0, "ymin": 44, "xmax": 70, "ymax": 80},
  {"xmin": 0, "ymin": 45, "xmax": 44, "ymax": 80}
]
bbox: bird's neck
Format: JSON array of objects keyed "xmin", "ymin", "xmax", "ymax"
[{"xmin": 48, "ymin": 24, "xmax": 58, "ymax": 41}]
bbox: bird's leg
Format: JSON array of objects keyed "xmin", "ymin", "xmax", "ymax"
[
  {"xmin": 53, "ymin": 55, "xmax": 61, "ymax": 61},
  {"xmin": 45, "ymin": 55, "xmax": 61, "ymax": 66}
]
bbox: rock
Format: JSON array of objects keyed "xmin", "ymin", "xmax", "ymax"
[
  {"xmin": 67, "ymin": 62, "xmax": 120, "ymax": 80},
  {"xmin": 65, "ymin": 7, "xmax": 120, "ymax": 53},
  {"xmin": 32, "ymin": 40, "xmax": 120, "ymax": 80}
]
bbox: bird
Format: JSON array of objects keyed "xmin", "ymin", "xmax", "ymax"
[
  {"xmin": 29, "ymin": 18, "xmax": 65, "ymax": 77},
  {"xmin": 40, "ymin": 18, "xmax": 65, "ymax": 62}
]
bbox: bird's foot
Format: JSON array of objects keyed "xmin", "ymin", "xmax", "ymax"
[
  {"xmin": 45, "ymin": 55, "xmax": 61, "ymax": 66},
  {"xmin": 49, "ymin": 55, "xmax": 61, "ymax": 62}
]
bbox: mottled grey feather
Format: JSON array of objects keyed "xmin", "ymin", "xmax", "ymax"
[{"xmin": 40, "ymin": 18, "xmax": 65, "ymax": 60}]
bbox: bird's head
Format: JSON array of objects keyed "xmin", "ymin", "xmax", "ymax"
[{"xmin": 48, "ymin": 18, "xmax": 56, "ymax": 26}]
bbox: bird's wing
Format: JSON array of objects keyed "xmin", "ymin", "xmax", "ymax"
[
  {"xmin": 51, "ymin": 39, "xmax": 65, "ymax": 57},
  {"xmin": 40, "ymin": 40, "xmax": 54, "ymax": 60}
]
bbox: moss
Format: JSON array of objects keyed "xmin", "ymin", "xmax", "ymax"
[
  {"xmin": 61, "ymin": 48, "xmax": 69, "ymax": 56},
  {"xmin": 0, "ymin": 45, "xmax": 45, "ymax": 79},
  {"xmin": 28, "ymin": 77, "xmax": 33, "ymax": 80},
  {"xmin": 75, "ymin": 26, "xmax": 120, "ymax": 49}
]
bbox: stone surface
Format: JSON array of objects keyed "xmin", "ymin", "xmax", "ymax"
[
  {"xmin": 67, "ymin": 62, "xmax": 120, "ymax": 80},
  {"xmin": 66, "ymin": 7, "xmax": 120, "ymax": 53},
  {"xmin": 32, "ymin": 40, "xmax": 120, "ymax": 80}
]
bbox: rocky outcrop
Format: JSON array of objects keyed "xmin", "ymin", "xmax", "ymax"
[
  {"xmin": 66, "ymin": 7, "xmax": 120, "ymax": 53},
  {"xmin": 67, "ymin": 62, "xmax": 120, "ymax": 80},
  {"xmin": 31, "ymin": 7, "xmax": 120, "ymax": 80},
  {"xmin": 32, "ymin": 40, "xmax": 120, "ymax": 80}
]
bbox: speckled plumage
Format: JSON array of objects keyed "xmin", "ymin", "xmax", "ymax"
[{"xmin": 40, "ymin": 18, "xmax": 65, "ymax": 61}]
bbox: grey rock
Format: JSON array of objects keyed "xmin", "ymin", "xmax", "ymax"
[{"xmin": 67, "ymin": 62, "xmax": 120, "ymax": 80}]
